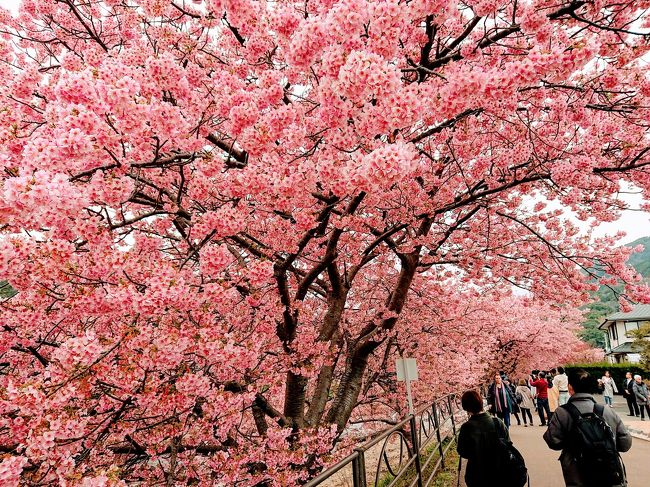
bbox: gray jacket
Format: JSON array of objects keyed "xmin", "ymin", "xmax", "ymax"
[
  {"xmin": 543, "ymin": 393, "xmax": 632, "ymax": 487},
  {"xmin": 632, "ymin": 381, "xmax": 649, "ymax": 405}
]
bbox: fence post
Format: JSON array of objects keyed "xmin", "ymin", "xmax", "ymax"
[
  {"xmin": 352, "ymin": 449, "xmax": 367, "ymax": 487},
  {"xmin": 432, "ymin": 402, "xmax": 445, "ymax": 469},
  {"xmin": 409, "ymin": 415, "xmax": 424, "ymax": 487},
  {"xmin": 448, "ymin": 395, "xmax": 457, "ymax": 437}
]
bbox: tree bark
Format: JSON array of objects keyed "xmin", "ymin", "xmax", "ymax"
[
  {"xmin": 283, "ymin": 371, "xmax": 307, "ymax": 430},
  {"xmin": 325, "ymin": 254, "xmax": 420, "ymax": 430}
]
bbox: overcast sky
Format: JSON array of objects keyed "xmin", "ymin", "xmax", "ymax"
[{"xmin": 2, "ymin": 0, "xmax": 649, "ymax": 246}]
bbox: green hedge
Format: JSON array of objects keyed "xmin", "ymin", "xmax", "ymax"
[{"xmin": 564, "ymin": 362, "xmax": 647, "ymax": 395}]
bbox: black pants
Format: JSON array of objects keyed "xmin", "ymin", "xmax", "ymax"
[
  {"xmin": 511, "ymin": 411, "xmax": 521, "ymax": 425},
  {"xmin": 639, "ymin": 404, "xmax": 650, "ymax": 419},
  {"xmin": 537, "ymin": 398, "xmax": 552, "ymax": 425},
  {"xmin": 627, "ymin": 394, "xmax": 640, "ymax": 416},
  {"xmin": 521, "ymin": 408, "xmax": 533, "ymax": 425}
]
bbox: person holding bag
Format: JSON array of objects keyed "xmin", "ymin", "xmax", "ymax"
[
  {"xmin": 457, "ymin": 390, "xmax": 527, "ymax": 487},
  {"xmin": 601, "ymin": 370, "xmax": 618, "ymax": 407},
  {"xmin": 516, "ymin": 379, "xmax": 535, "ymax": 426}
]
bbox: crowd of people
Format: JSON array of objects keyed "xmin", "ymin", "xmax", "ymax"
[
  {"xmin": 485, "ymin": 367, "xmax": 570, "ymax": 429},
  {"xmin": 456, "ymin": 368, "xmax": 647, "ymax": 487}
]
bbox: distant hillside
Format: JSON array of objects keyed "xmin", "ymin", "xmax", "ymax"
[
  {"xmin": 627, "ymin": 236, "xmax": 650, "ymax": 278},
  {"xmin": 580, "ymin": 236, "xmax": 650, "ymax": 348}
]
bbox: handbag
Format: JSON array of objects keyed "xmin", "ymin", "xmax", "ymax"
[{"xmin": 516, "ymin": 391, "xmax": 523, "ymax": 404}]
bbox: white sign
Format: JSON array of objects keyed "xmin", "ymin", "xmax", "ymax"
[
  {"xmin": 396, "ymin": 358, "xmax": 418, "ymax": 415},
  {"xmin": 396, "ymin": 358, "xmax": 418, "ymax": 381}
]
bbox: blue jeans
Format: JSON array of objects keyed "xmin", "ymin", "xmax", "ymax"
[
  {"xmin": 604, "ymin": 395, "xmax": 613, "ymax": 406},
  {"xmin": 537, "ymin": 398, "xmax": 551, "ymax": 425}
]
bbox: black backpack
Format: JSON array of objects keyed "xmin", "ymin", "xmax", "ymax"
[
  {"xmin": 491, "ymin": 417, "xmax": 529, "ymax": 487},
  {"xmin": 562, "ymin": 402, "xmax": 627, "ymax": 487}
]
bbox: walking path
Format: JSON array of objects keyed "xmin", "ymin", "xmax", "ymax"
[
  {"xmin": 510, "ymin": 421, "xmax": 650, "ymax": 487},
  {"xmin": 458, "ymin": 395, "xmax": 649, "ymax": 487},
  {"xmin": 506, "ymin": 395, "xmax": 650, "ymax": 487}
]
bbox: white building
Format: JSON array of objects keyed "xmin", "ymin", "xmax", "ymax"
[{"xmin": 599, "ymin": 305, "xmax": 650, "ymax": 363}]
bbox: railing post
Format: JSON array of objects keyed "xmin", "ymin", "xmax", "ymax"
[
  {"xmin": 409, "ymin": 415, "xmax": 424, "ymax": 487},
  {"xmin": 352, "ymin": 449, "xmax": 367, "ymax": 487},
  {"xmin": 448, "ymin": 395, "xmax": 457, "ymax": 437},
  {"xmin": 432, "ymin": 402, "xmax": 445, "ymax": 469}
]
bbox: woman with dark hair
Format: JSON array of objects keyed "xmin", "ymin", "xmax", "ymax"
[
  {"xmin": 548, "ymin": 368, "xmax": 560, "ymax": 412},
  {"xmin": 553, "ymin": 366, "xmax": 569, "ymax": 406},
  {"xmin": 487, "ymin": 373, "xmax": 517, "ymax": 428},
  {"xmin": 457, "ymin": 390, "xmax": 510, "ymax": 487},
  {"xmin": 600, "ymin": 370, "xmax": 618, "ymax": 407}
]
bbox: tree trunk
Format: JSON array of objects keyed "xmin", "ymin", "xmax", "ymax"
[
  {"xmin": 325, "ymin": 254, "xmax": 419, "ymax": 429},
  {"xmin": 324, "ymin": 341, "xmax": 379, "ymax": 430},
  {"xmin": 305, "ymin": 289, "xmax": 348, "ymax": 426},
  {"xmin": 284, "ymin": 371, "xmax": 307, "ymax": 430}
]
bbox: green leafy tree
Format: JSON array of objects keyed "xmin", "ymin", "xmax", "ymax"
[
  {"xmin": 630, "ymin": 323, "xmax": 650, "ymax": 369},
  {"xmin": 580, "ymin": 236, "xmax": 650, "ymax": 349},
  {"xmin": 0, "ymin": 280, "xmax": 16, "ymax": 299},
  {"xmin": 579, "ymin": 302, "xmax": 614, "ymax": 349}
]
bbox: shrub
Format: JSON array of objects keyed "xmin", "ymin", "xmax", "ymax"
[{"xmin": 564, "ymin": 362, "xmax": 647, "ymax": 394}]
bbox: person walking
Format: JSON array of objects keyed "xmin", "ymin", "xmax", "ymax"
[
  {"xmin": 632, "ymin": 374, "xmax": 650, "ymax": 420},
  {"xmin": 554, "ymin": 366, "xmax": 570, "ymax": 406},
  {"xmin": 530, "ymin": 371, "xmax": 552, "ymax": 426},
  {"xmin": 543, "ymin": 369, "xmax": 632, "ymax": 487},
  {"xmin": 457, "ymin": 390, "xmax": 511, "ymax": 487},
  {"xmin": 548, "ymin": 368, "xmax": 560, "ymax": 412},
  {"xmin": 487, "ymin": 373, "xmax": 516, "ymax": 428},
  {"xmin": 623, "ymin": 371, "xmax": 640, "ymax": 417},
  {"xmin": 600, "ymin": 370, "xmax": 618, "ymax": 407},
  {"xmin": 505, "ymin": 377, "xmax": 522, "ymax": 426},
  {"xmin": 516, "ymin": 379, "xmax": 535, "ymax": 426}
]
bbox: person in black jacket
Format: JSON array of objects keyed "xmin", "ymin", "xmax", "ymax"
[
  {"xmin": 487, "ymin": 372, "xmax": 517, "ymax": 428},
  {"xmin": 457, "ymin": 390, "xmax": 510, "ymax": 487},
  {"xmin": 623, "ymin": 371, "xmax": 640, "ymax": 417}
]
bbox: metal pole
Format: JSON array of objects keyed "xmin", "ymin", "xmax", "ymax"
[
  {"xmin": 401, "ymin": 360, "xmax": 414, "ymax": 415},
  {"xmin": 448, "ymin": 396, "xmax": 457, "ymax": 437},
  {"xmin": 352, "ymin": 449, "xmax": 367, "ymax": 487},
  {"xmin": 432, "ymin": 402, "xmax": 445, "ymax": 469},
  {"xmin": 409, "ymin": 415, "xmax": 424, "ymax": 487}
]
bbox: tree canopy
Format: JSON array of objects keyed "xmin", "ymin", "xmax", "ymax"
[{"xmin": 1, "ymin": 0, "xmax": 649, "ymax": 485}]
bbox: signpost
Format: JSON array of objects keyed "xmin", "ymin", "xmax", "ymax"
[{"xmin": 396, "ymin": 357, "xmax": 418, "ymax": 415}]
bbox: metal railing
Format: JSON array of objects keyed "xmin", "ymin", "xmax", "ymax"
[{"xmin": 304, "ymin": 393, "xmax": 466, "ymax": 487}]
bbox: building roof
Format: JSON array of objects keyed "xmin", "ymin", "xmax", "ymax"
[
  {"xmin": 606, "ymin": 342, "xmax": 641, "ymax": 355},
  {"xmin": 599, "ymin": 304, "xmax": 650, "ymax": 329}
]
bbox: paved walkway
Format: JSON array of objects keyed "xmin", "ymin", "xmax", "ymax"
[
  {"xmin": 459, "ymin": 395, "xmax": 650, "ymax": 487},
  {"xmin": 508, "ymin": 395, "xmax": 650, "ymax": 487},
  {"xmin": 510, "ymin": 421, "xmax": 650, "ymax": 486}
]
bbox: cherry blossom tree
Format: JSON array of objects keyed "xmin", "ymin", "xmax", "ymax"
[{"xmin": 1, "ymin": 0, "xmax": 650, "ymax": 484}]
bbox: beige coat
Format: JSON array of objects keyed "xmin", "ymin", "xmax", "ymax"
[
  {"xmin": 515, "ymin": 385, "xmax": 535, "ymax": 410},
  {"xmin": 548, "ymin": 380, "xmax": 560, "ymax": 411}
]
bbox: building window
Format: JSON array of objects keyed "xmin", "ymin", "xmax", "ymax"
[
  {"xmin": 625, "ymin": 321, "xmax": 639, "ymax": 335},
  {"xmin": 611, "ymin": 325, "xmax": 618, "ymax": 341}
]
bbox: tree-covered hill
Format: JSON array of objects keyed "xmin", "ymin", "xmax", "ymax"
[
  {"xmin": 580, "ymin": 236, "xmax": 650, "ymax": 348},
  {"xmin": 627, "ymin": 236, "xmax": 650, "ymax": 278}
]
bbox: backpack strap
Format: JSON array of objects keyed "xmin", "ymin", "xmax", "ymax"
[
  {"xmin": 563, "ymin": 401, "xmax": 604, "ymax": 420},
  {"xmin": 561, "ymin": 401, "xmax": 583, "ymax": 422},
  {"xmin": 593, "ymin": 404, "xmax": 605, "ymax": 418}
]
